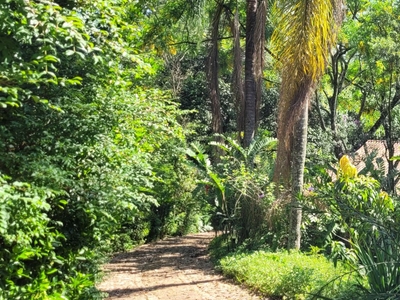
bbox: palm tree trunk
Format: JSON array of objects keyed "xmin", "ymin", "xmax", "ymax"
[
  {"xmin": 274, "ymin": 75, "xmax": 313, "ymax": 250},
  {"xmin": 288, "ymin": 97, "xmax": 309, "ymax": 250},
  {"xmin": 255, "ymin": 0, "xmax": 266, "ymax": 128},
  {"xmin": 244, "ymin": 0, "xmax": 257, "ymax": 147}
]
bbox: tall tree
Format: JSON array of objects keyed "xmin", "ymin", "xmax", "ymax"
[
  {"xmin": 243, "ymin": 0, "xmax": 267, "ymax": 147},
  {"xmin": 206, "ymin": 2, "xmax": 225, "ymax": 159},
  {"xmin": 231, "ymin": 8, "xmax": 245, "ymax": 137},
  {"xmin": 272, "ymin": 0, "xmax": 343, "ymax": 249},
  {"xmin": 314, "ymin": 0, "xmax": 400, "ymax": 193}
]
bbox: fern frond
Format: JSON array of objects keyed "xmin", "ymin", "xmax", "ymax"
[{"xmin": 213, "ymin": 133, "xmax": 247, "ymax": 159}]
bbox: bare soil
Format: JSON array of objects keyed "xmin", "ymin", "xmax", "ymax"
[{"xmin": 97, "ymin": 232, "xmax": 264, "ymax": 300}]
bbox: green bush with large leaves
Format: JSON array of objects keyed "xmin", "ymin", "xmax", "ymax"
[
  {"xmin": 0, "ymin": 0, "xmax": 94, "ymax": 107},
  {"xmin": 187, "ymin": 133, "xmax": 276, "ymax": 245}
]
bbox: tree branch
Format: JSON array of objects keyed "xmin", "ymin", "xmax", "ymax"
[
  {"xmin": 350, "ymin": 84, "xmax": 400, "ymax": 153},
  {"xmin": 168, "ymin": 36, "xmax": 234, "ymax": 46}
]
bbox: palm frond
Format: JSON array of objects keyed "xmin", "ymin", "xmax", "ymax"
[
  {"xmin": 272, "ymin": 0, "xmax": 342, "ymax": 186},
  {"xmin": 186, "ymin": 142, "xmax": 211, "ymax": 170},
  {"xmin": 248, "ymin": 136, "xmax": 277, "ymax": 156},
  {"xmin": 209, "ymin": 140, "xmax": 232, "ymax": 154},
  {"xmin": 271, "ymin": 0, "xmax": 338, "ymax": 81}
]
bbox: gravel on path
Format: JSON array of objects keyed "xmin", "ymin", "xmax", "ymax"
[{"xmin": 97, "ymin": 232, "xmax": 264, "ymax": 300}]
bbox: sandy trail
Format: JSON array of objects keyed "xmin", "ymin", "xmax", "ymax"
[{"xmin": 97, "ymin": 232, "xmax": 263, "ymax": 300}]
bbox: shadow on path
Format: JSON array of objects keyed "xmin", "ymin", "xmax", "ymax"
[
  {"xmin": 101, "ymin": 279, "xmax": 222, "ymax": 297},
  {"xmin": 98, "ymin": 232, "xmax": 262, "ymax": 300}
]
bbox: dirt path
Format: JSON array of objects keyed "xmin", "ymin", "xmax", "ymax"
[{"xmin": 97, "ymin": 232, "xmax": 263, "ymax": 300}]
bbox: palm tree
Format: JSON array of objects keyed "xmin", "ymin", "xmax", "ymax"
[{"xmin": 271, "ymin": 0, "xmax": 343, "ymax": 249}]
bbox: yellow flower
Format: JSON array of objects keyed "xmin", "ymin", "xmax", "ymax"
[
  {"xmin": 169, "ymin": 46, "xmax": 177, "ymax": 55},
  {"xmin": 339, "ymin": 155, "xmax": 350, "ymax": 170},
  {"xmin": 339, "ymin": 155, "xmax": 358, "ymax": 178},
  {"xmin": 379, "ymin": 191, "xmax": 389, "ymax": 200}
]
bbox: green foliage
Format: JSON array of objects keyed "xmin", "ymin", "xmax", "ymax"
[
  {"xmin": 314, "ymin": 0, "xmax": 400, "ymax": 153},
  {"xmin": 314, "ymin": 160, "xmax": 400, "ymax": 298},
  {"xmin": 208, "ymin": 233, "xmax": 234, "ymax": 263},
  {"xmin": 316, "ymin": 173, "xmax": 394, "ymax": 244},
  {"xmin": 0, "ymin": 174, "xmax": 104, "ymax": 299},
  {"xmin": 187, "ymin": 133, "xmax": 276, "ymax": 244},
  {"xmin": 0, "ymin": 0, "xmax": 93, "ymax": 107},
  {"xmin": 0, "ymin": 0, "xmax": 202, "ymax": 298},
  {"xmin": 219, "ymin": 250, "xmax": 358, "ymax": 299},
  {"xmin": 353, "ymin": 230, "xmax": 400, "ymax": 299}
]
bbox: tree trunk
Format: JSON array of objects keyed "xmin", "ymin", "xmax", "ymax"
[
  {"xmin": 325, "ymin": 45, "xmax": 353, "ymax": 158},
  {"xmin": 254, "ymin": 0, "xmax": 266, "ymax": 129},
  {"xmin": 350, "ymin": 84, "xmax": 400, "ymax": 153},
  {"xmin": 384, "ymin": 71, "xmax": 396, "ymax": 195},
  {"xmin": 274, "ymin": 75, "xmax": 314, "ymax": 250},
  {"xmin": 244, "ymin": 0, "xmax": 257, "ymax": 147},
  {"xmin": 288, "ymin": 99, "xmax": 308, "ymax": 250},
  {"xmin": 231, "ymin": 9, "xmax": 245, "ymax": 140},
  {"xmin": 243, "ymin": 0, "xmax": 266, "ymax": 147},
  {"xmin": 206, "ymin": 3, "xmax": 224, "ymax": 159}
]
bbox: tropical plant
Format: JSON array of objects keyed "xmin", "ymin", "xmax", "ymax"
[
  {"xmin": 315, "ymin": 155, "xmax": 400, "ymax": 298},
  {"xmin": 353, "ymin": 229, "xmax": 400, "ymax": 299},
  {"xmin": 187, "ymin": 133, "xmax": 276, "ymax": 244}
]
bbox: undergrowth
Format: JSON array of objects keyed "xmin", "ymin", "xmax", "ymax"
[{"xmin": 209, "ymin": 235, "xmax": 362, "ymax": 300}]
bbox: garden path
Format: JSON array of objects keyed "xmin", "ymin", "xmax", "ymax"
[{"xmin": 97, "ymin": 232, "xmax": 264, "ymax": 300}]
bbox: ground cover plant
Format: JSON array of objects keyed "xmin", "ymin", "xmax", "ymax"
[{"xmin": 219, "ymin": 250, "xmax": 359, "ymax": 300}]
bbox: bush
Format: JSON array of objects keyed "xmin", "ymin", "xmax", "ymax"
[
  {"xmin": 220, "ymin": 250, "xmax": 358, "ymax": 299},
  {"xmin": 187, "ymin": 133, "xmax": 276, "ymax": 245},
  {"xmin": 0, "ymin": 174, "xmax": 102, "ymax": 299},
  {"xmin": 313, "ymin": 155, "xmax": 400, "ymax": 298},
  {"xmin": 0, "ymin": 0, "xmax": 202, "ymax": 298},
  {"xmin": 353, "ymin": 229, "xmax": 400, "ymax": 299}
]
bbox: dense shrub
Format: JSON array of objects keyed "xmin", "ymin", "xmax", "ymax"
[
  {"xmin": 0, "ymin": 175, "xmax": 104, "ymax": 299},
  {"xmin": 0, "ymin": 1, "xmax": 202, "ymax": 298},
  {"xmin": 308, "ymin": 156, "xmax": 400, "ymax": 298}
]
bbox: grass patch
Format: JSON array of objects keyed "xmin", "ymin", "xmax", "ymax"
[{"xmin": 218, "ymin": 249, "xmax": 361, "ymax": 299}]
